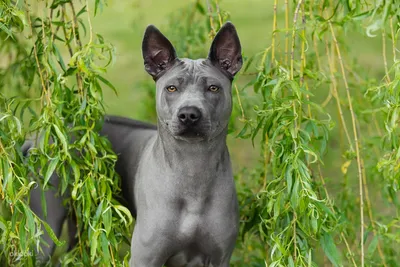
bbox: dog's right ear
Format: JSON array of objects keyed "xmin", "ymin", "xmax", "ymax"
[
  {"xmin": 208, "ymin": 22, "xmax": 242, "ymax": 79},
  {"xmin": 142, "ymin": 25, "xmax": 177, "ymax": 79}
]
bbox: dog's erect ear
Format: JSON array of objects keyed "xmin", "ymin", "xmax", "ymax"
[
  {"xmin": 142, "ymin": 25, "xmax": 177, "ymax": 79},
  {"xmin": 208, "ymin": 22, "xmax": 242, "ymax": 78}
]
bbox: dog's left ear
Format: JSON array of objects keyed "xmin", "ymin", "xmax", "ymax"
[
  {"xmin": 208, "ymin": 22, "xmax": 242, "ymax": 78},
  {"xmin": 142, "ymin": 25, "xmax": 177, "ymax": 79}
]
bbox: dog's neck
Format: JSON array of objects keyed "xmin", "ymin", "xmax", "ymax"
[{"xmin": 153, "ymin": 122, "xmax": 230, "ymax": 177}]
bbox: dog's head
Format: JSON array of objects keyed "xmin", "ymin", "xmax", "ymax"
[{"xmin": 142, "ymin": 22, "xmax": 242, "ymax": 142}]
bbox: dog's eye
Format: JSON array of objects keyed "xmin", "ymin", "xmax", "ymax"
[
  {"xmin": 208, "ymin": 85, "xmax": 220, "ymax": 92},
  {"xmin": 166, "ymin": 85, "xmax": 177, "ymax": 92}
]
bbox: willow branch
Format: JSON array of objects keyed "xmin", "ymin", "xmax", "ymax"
[{"xmin": 329, "ymin": 21, "xmax": 364, "ymax": 267}]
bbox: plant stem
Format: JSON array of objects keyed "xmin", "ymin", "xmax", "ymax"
[
  {"xmin": 289, "ymin": 0, "xmax": 303, "ymax": 148},
  {"xmin": 215, "ymin": 0, "xmax": 223, "ymax": 27},
  {"xmin": 109, "ymin": 244, "xmax": 116, "ymax": 267},
  {"xmin": 341, "ymin": 232, "xmax": 358, "ymax": 267},
  {"xmin": 317, "ymin": 165, "xmax": 357, "ymax": 267},
  {"xmin": 271, "ymin": 0, "xmax": 278, "ymax": 63},
  {"xmin": 234, "ymin": 83, "xmax": 245, "ymax": 121},
  {"xmin": 86, "ymin": 0, "xmax": 94, "ymax": 44},
  {"xmin": 390, "ymin": 17, "xmax": 397, "ymax": 62},
  {"xmin": 285, "ymin": 0, "xmax": 289, "ymax": 65},
  {"xmin": 324, "ymin": 37, "xmax": 353, "ymax": 149},
  {"xmin": 290, "ymin": 0, "xmax": 303, "ymax": 80},
  {"xmin": 206, "ymin": 0, "xmax": 216, "ymax": 38},
  {"xmin": 26, "ymin": 2, "xmax": 51, "ymax": 107},
  {"xmin": 262, "ymin": 133, "xmax": 270, "ymax": 189},
  {"xmin": 357, "ymin": 119, "xmax": 387, "ymax": 266},
  {"xmin": 361, "ymin": 157, "xmax": 387, "ymax": 266},
  {"xmin": 69, "ymin": 2, "xmax": 83, "ymax": 96},
  {"xmin": 329, "ymin": 21, "xmax": 364, "ymax": 267},
  {"xmin": 69, "ymin": 2, "xmax": 82, "ymax": 49},
  {"xmin": 61, "ymin": 6, "xmax": 74, "ymax": 57},
  {"xmin": 382, "ymin": 28, "xmax": 391, "ymax": 83}
]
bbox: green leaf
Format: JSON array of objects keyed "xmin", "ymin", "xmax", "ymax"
[
  {"xmin": 114, "ymin": 205, "xmax": 133, "ymax": 226},
  {"xmin": 53, "ymin": 44, "xmax": 66, "ymax": 72},
  {"xmin": 23, "ymin": 203, "xmax": 36, "ymax": 235},
  {"xmin": 70, "ymin": 160, "xmax": 81, "ymax": 182},
  {"xmin": 95, "ymin": 0, "xmax": 103, "ymax": 16},
  {"xmin": 77, "ymin": 5, "xmax": 87, "ymax": 17},
  {"xmin": 19, "ymin": 217, "xmax": 26, "ymax": 250},
  {"xmin": 0, "ymin": 21, "xmax": 14, "ymax": 40},
  {"xmin": 195, "ymin": 2, "xmax": 206, "ymax": 15},
  {"xmin": 101, "ymin": 231, "xmax": 111, "ymax": 263},
  {"xmin": 251, "ymin": 117, "xmax": 265, "ymax": 145},
  {"xmin": 236, "ymin": 122, "xmax": 249, "ymax": 139},
  {"xmin": 90, "ymin": 230, "xmax": 99, "ymax": 262},
  {"xmin": 64, "ymin": 67, "xmax": 78, "ymax": 77},
  {"xmin": 97, "ymin": 75, "xmax": 118, "ymax": 96},
  {"xmin": 40, "ymin": 219, "xmax": 65, "ymax": 247},
  {"xmin": 243, "ymin": 55, "xmax": 255, "ymax": 73},
  {"xmin": 50, "ymin": 0, "xmax": 71, "ymax": 8},
  {"xmin": 367, "ymin": 236, "xmax": 379, "ymax": 258},
  {"xmin": 102, "ymin": 206, "xmax": 112, "ymax": 235},
  {"xmin": 53, "ymin": 124, "xmax": 69, "ymax": 154},
  {"xmin": 290, "ymin": 178, "xmax": 299, "ymax": 208},
  {"xmin": 320, "ymin": 233, "xmax": 343, "ymax": 267},
  {"xmin": 288, "ymin": 256, "xmax": 295, "ymax": 267},
  {"xmin": 43, "ymin": 158, "xmax": 59, "ymax": 188},
  {"xmin": 40, "ymin": 181, "xmax": 48, "ymax": 218},
  {"xmin": 271, "ymin": 78, "xmax": 282, "ymax": 100}
]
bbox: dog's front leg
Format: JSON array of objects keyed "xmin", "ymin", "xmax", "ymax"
[{"xmin": 129, "ymin": 225, "xmax": 170, "ymax": 267}]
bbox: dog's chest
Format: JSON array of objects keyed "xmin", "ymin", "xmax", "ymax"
[
  {"xmin": 133, "ymin": 142, "xmax": 238, "ymax": 265},
  {"xmin": 174, "ymin": 195, "xmax": 209, "ymax": 237}
]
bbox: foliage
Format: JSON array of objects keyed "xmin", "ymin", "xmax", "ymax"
[
  {"xmin": 1, "ymin": 0, "xmax": 131, "ymax": 266},
  {"xmin": 0, "ymin": 0, "xmax": 399, "ymax": 266},
  {"xmin": 232, "ymin": 0, "xmax": 400, "ymax": 266}
]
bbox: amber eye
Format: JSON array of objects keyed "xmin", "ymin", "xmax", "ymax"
[
  {"xmin": 208, "ymin": 85, "xmax": 220, "ymax": 92},
  {"xmin": 166, "ymin": 85, "xmax": 177, "ymax": 92}
]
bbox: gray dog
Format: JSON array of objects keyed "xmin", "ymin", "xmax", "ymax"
[{"xmin": 28, "ymin": 21, "xmax": 242, "ymax": 267}]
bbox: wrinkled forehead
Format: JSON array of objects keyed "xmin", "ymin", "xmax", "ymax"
[{"xmin": 156, "ymin": 58, "xmax": 232, "ymax": 87}]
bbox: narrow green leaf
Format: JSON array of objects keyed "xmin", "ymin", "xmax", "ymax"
[
  {"xmin": 43, "ymin": 158, "xmax": 59, "ymax": 188},
  {"xmin": 195, "ymin": 2, "xmax": 206, "ymax": 15},
  {"xmin": 114, "ymin": 205, "xmax": 133, "ymax": 226},
  {"xmin": 90, "ymin": 230, "xmax": 99, "ymax": 262},
  {"xmin": 288, "ymin": 256, "xmax": 295, "ymax": 267},
  {"xmin": 367, "ymin": 236, "xmax": 379, "ymax": 257},
  {"xmin": 100, "ymin": 231, "xmax": 111, "ymax": 263},
  {"xmin": 19, "ymin": 217, "xmax": 27, "ymax": 250},
  {"xmin": 40, "ymin": 219, "xmax": 65, "ymax": 247},
  {"xmin": 97, "ymin": 75, "xmax": 118, "ymax": 96},
  {"xmin": 320, "ymin": 233, "xmax": 343, "ymax": 267},
  {"xmin": 53, "ymin": 124, "xmax": 68, "ymax": 154},
  {"xmin": 0, "ymin": 21, "xmax": 14, "ymax": 40}
]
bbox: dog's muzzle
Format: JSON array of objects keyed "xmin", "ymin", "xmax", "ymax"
[
  {"xmin": 175, "ymin": 106, "xmax": 208, "ymax": 138},
  {"xmin": 177, "ymin": 106, "xmax": 201, "ymax": 126}
]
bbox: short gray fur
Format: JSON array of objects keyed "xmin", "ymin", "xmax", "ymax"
[{"xmin": 28, "ymin": 21, "xmax": 243, "ymax": 267}]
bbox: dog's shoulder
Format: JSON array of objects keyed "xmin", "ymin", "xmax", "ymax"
[{"xmin": 104, "ymin": 115, "xmax": 157, "ymax": 131}]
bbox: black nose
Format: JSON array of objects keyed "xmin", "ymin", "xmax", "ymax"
[{"xmin": 177, "ymin": 106, "xmax": 202, "ymax": 125}]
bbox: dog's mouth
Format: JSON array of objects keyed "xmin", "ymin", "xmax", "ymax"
[
  {"xmin": 177, "ymin": 127, "xmax": 207, "ymax": 138},
  {"xmin": 165, "ymin": 121, "xmax": 210, "ymax": 141}
]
